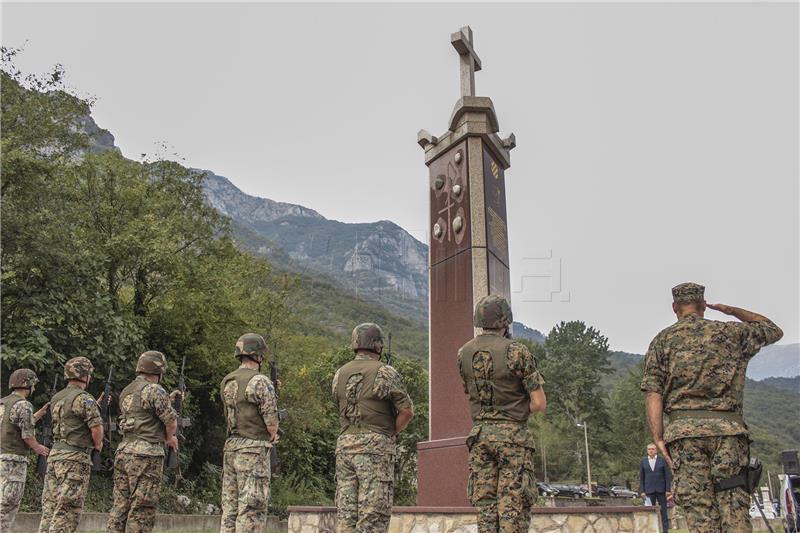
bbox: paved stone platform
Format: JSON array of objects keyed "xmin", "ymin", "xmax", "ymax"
[
  {"xmin": 288, "ymin": 505, "xmax": 661, "ymax": 532},
  {"xmin": 13, "ymin": 512, "xmax": 286, "ymax": 532}
]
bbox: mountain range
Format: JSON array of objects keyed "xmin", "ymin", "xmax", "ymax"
[{"xmin": 80, "ymin": 111, "xmax": 797, "ymax": 380}]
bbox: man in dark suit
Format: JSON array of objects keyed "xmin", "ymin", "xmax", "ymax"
[{"xmin": 640, "ymin": 442, "xmax": 673, "ymax": 532}]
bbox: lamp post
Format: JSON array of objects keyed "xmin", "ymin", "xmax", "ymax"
[{"xmin": 577, "ymin": 422, "xmax": 592, "ymax": 498}]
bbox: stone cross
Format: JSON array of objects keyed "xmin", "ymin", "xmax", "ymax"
[{"xmin": 451, "ymin": 26, "xmax": 482, "ymax": 97}]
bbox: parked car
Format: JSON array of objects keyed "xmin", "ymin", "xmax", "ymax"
[
  {"xmin": 610, "ymin": 486, "xmax": 637, "ymax": 498},
  {"xmin": 594, "ymin": 485, "xmax": 612, "ymax": 497},
  {"xmin": 537, "ymin": 482, "xmax": 558, "ymax": 497},
  {"xmin": 570, "ymin": 485, "xmax": 589, "ymax": 498},
  {"xmin": 549, "ymin": 483, "xmax": 585, "ymax": 498}
]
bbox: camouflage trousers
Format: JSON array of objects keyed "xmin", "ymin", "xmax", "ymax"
[
  {"xmin": 669, "ymin": 435, "xmax": 752, "ymax": 533},
  {"xmin": 220, "ymin": 447, "xmax": 270, "ymax": 533},
  {"xmin": 335, "ymin": 452, "xmax": 394, "ymax": 533},
  {"xmin": 467, "ymin": 439, "xmax": 536, "ymax": 533},
  {"xmin": 38, "ymin": 459, "xmax": 91, "ymax": 533},
  {"xmin": 0, "ymin": 457, "xmax": 27, "ymax": 533},
  {"xmin": 106, "ymin": 452, "xmax": 163, "ymax": 533}
]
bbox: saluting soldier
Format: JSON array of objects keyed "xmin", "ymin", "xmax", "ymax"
[
  {"xmin": 332, "ymin": 323, "xmax": 414, "ymax": 533},
  {"xmin": 458, "ymin": 295, "xmax": 546, "ymax": 533},
  {"xmin": 0, "ymin": 369, "xmax": 51, "ymax": 533},
  {"xmin": 219, "ymin": 334, "xmax": 279, "ymax": 533},
  {"xmin": 641, "ymin": 282, "xmax": 783, "ymax": 533},
  {"xmin": 38, "ymin": 357, "xmax": 104, "ymax": 533},
  {"xmin": 107, "ymin": 351, "xmax": 182, "ymax": 533}
]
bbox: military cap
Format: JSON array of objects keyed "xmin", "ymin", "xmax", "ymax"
[
  {"xmin": 473, "ymin": 294, "xmax": 513, "ymax": 329},
  {"xmin": 64, "ymin": 356, "xmax": 95, "ymax": 382},
  {"xmin": 8, "ymin": 368, "xmax": 38, "ymax": 390},
  {"xmin": 672, "ymin": 282, "xmax": 705, "ymax": 304},
  {"xmin": 351, "ymin": 323, "xmax": 385, "ymax": 354}
]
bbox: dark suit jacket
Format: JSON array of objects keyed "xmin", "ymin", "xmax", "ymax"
[{"xmin": 639, "ymin": 455, "xmax": 672, "ymax": 494}]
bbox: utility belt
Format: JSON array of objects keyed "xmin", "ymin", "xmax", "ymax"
[
  {"xmin": 52, "ymin": 441, "xmax": 93, "ymax": 456},
  {"xmin": 666, "ymin": 409, "xmax": 745, "ymax": 425}
]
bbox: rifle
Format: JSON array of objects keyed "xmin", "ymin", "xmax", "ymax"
[
  {"xmin": 92, "ymin": 366, "xmax": 113, "ymax": 471},
  {"xmin": 385, "ymin": 332, "xmax": 393, "ymax": 366},
  {"xmin": 269, "ymin": 340, "xmax": 288, "ymax": 476},
  {"xmin": 36, "ymin": 374, "xmax": 58, "ymax": 477},
  {"xmin": 166, "ymin": 355, "xmax": 191, "ymax": 470}
]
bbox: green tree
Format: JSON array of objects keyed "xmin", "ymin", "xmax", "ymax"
[
  {"xmin": 604, "ymin": 362, "xmax": 650, "ymax": 484},
  {"xmin": 536, "ymin": 321, "xmax": 613, "ymax": 427}
]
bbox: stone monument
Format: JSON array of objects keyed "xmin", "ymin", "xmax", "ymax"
[
  {"xmin": 287, "ymin": 26, "xmax": 662, "ymax": 530},
  {"xmin": 416, "ymin": 25, "xmax": 517, "ymax": 507}
]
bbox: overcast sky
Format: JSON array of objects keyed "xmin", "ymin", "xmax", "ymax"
[{"xmin": 4, "ymin": 2, "xmax": 798, "ymax": 353}]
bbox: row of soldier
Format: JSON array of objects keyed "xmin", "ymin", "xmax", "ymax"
[{"xmin": 0, "ymin": 282, "xmax": 784, "ymax": 533}]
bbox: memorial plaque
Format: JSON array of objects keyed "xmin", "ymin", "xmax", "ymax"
[{"xmin": 483, "ymin": 146, "xmax": 509, "ymax": 268}]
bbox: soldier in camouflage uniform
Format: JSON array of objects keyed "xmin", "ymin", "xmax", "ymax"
[
  {"xmin": 458, "ymin": 295, "xmax": 546, "ymax": 533},
  {"xmin": 38, "ymin": 357, "xmax": 105, "ymax": 533},
  {"xmin": 0, "ymin": 369, "xmax": 51, "ymax": 533},
  {"xmin": 107, "ymin": 351, "xmax": 182, "ymax": 533},
  {"xmin": 332, "ymin": 323, "xmax": 414, "ymax": 533},
  {"xmin": 220, "ymin": 334, "xmax": 279, "ymax": 533},
  {"xmin": 641, "ymin": 282, "xmax": 783, "ymax": 533}
]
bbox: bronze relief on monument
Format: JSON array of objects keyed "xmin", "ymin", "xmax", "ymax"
[{"xmin": 429, "ymin": 140, "xmax": 470, "ymax": 265}]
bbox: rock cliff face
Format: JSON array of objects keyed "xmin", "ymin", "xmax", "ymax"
[
  {"xmin": 202, "ymin": 171, "xmax": 324, "ymax": 223},
  {"xmin": 201, "ymin": 171, "xmax": 430, "ymax": 321}
]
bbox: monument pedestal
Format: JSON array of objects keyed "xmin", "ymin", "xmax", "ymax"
[
  {"xmin": 287, "ymin": 505, "xmax": 663, "ymax": 533},
  {"xmin": 416, "ymin": 437, "xmax": 469, "ymax": 506}
]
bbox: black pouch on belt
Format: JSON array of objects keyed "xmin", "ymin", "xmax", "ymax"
[{"xmin": 715, "ymin": 457, "xmax": 763, "ymax": 493}]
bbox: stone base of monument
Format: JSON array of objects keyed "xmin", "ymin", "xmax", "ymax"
[{"xmin": 287, "ymin": 505, "xmax": 661, "ymax": 532}]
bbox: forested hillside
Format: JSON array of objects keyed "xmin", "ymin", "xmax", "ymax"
[{"xmin": 2, "ymin": 51, "xmax": 795, "ymax": 519}]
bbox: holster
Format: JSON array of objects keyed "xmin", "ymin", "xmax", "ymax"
[{"xmin": 714, "ymin": 457, "xmax": 762, "ymax": 493}]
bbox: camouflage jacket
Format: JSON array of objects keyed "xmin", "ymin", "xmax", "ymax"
[
  {"xmin": 332, "ymin": 355, "xmax": 413, "ymax": 455},
  {"xmin": 641, "ymin": 313, "xmax": 783, "ymax": 442}
]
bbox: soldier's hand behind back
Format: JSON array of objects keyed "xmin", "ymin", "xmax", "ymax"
[
  {"xmin": 706, "ymin": 302, "xmax": 735, "ymax": 315},
  {"xmin": 656, "ymin": 440, "xmax": 673, "ymax": 469}
]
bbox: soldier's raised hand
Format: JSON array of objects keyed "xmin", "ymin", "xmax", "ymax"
[
  {"xmin": 706, "ymin": 302, "xmax": 735, "ymax": 315},
  {"xmin": 169, "ymin": 390, "xmax": 185, "ymax": 401}
]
